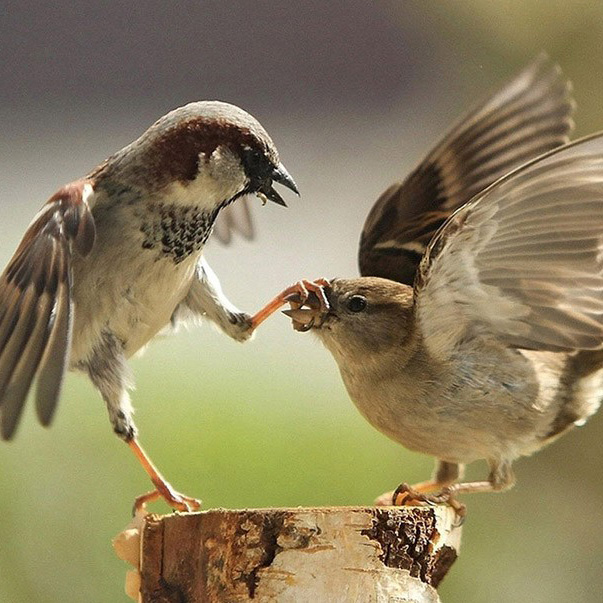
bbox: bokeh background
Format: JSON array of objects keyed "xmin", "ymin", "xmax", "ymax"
[{"xmin": 1, "ymin": 2, "xmax": 603, "ymax": 601}]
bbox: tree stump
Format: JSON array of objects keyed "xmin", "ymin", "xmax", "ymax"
[{"xmin": 114, "ymin": 506, "xmax": 461, "ymax": 602}]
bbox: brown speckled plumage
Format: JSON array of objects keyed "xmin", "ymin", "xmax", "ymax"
[{"xmin": 281, "ymin": 57, "xmax": 603, "ymax": 508}]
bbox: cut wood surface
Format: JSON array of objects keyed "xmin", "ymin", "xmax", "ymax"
[{"xmin": 114, "ymin": 505, "xmax": 462, "ymax": 603}]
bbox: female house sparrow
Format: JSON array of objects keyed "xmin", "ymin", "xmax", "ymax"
[
  {"xmin": 0, "ymin": 101, "xmax": 298, "ymax": 511},
  {"xmin": 254, "ymin": 56, "xmax": 592, "ymax": 510}
]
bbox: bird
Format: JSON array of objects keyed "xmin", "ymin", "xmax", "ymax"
[
  {"xmin": 0, "ymin": 100, "xmax": 298, "ymax": 511},
  {"xmin": 253, "ymin": 55, "xmax": 600, "ymax": 513}
]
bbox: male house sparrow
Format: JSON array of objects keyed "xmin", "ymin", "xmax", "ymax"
[
  {"xmin": 0, "ymin": 101, "xmax": 298, "ymax": 510},
  {"xmin": 254, "ymin": 56, "xmax": 594, "ymax": 511}
]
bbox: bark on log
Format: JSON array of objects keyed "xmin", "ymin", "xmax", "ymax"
[{"xmin": 114, "ymin": 505, "xmax": 462, "ymax": 603}]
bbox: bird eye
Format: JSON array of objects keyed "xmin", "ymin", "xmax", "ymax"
[{"xmin": 347, "ymin": 295, "xmax": 367, "ymax": 313}]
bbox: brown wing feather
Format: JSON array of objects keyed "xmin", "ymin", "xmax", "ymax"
[
  {"xmin": 415, "ymin": 133, "xmax": 603, "ymax": 360},
  {"xmin": 0, "ymin": 180, "xmax": 95, "ymax": 439},
  {"xmin": 359, "ymin": 53, "xmax": 575, "ymax": 285},
  {"xmin": 35, "ymin": 257, "xmax": 72, "ymax": 426}
]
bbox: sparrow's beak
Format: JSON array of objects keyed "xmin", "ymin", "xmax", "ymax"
[
  {"xmin": 262, "ymin": 163, "xmax": 299, "ymax": 207},
  {"xmin": 282, "ymin": 307, "xmax": 318, "ymax": 332}
]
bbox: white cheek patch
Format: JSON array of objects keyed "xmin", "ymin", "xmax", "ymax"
[
  {"xmin": 160, "ymin": 147, "xmax": 248, "ymax": 211},
  {"xmin": 208, "ymin": 147, "xmax": 246, "ymax": 181},
  {"xmin": 204, "ymin": 147, "xmax": 248, "ymax": 199}
]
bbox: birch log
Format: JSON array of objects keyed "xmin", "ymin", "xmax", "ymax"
[{"xmin": 114, "ymin": 505, "xmax": 462, "ymax": 603}]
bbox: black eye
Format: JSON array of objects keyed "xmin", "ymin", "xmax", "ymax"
[
  {"xmin": 241, "ymin": 147, "xmax": 271, "ymax": 192},
  {"xmin": 347, "ymin": 295, "xmax": 367, "ymax": 313}
]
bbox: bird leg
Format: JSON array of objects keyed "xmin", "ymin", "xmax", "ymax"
[
  {"xmin": 435, "ymin": 460, "xmax": 515, "ymax": 500},
  {"xmin": 386, "ymin": 461, "xmax": 514, "ymax": 522},
  {"xmin": 181, "ymin": 258, "xmax": 255, "ymax": 342},
  {"xmin": 388, "ymin": 483, "xmax": 467, "ymax": 521},
  {"xmin": 131, "ymin": 278, "xmax": 331, "ymax": 511},
  {"xmin": 250, "ymin": 278, "xmax": 330, "ymax": 329},
  {"xmin": 375, "ymin": 460, "xmax": 461, "ymax": 505},
  {"xmin": 375, "ymin": 479, "xmax": 446, "ymax": 506},
  {"xmin": 84, "ymin": 333, "xmax": 201, "ymax": 513},
  {"xmin": 375, "ymin": 460, "xmax": 467, "ymax": 518},
  {"xmin": 129, "ymin": 438, "xmax": 201, "ymax": 513}
]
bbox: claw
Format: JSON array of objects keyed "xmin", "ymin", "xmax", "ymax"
[
  {"xmin": 250, "ymin": 278, "xmax": 331, "ymax": 330},
  {"xmin": 128, "ymin": 439, "xmax": 201, "ymax": 514},
  {"xmin": 392, "ymin": 483, "xmax": 432, "ymax": 507},
  {"xmin": 133, "ymin": 488, "xmax": 201, "ymax": 515},
  {"xmin": 303, "ymin": 280, "xmax": 330, "ymax": 313},
  {"xmin": 285, "ymin": 292, "xmax": 304, "ymax": 305},
  {"xmin": 391, "ymin": 482, "xmax": 466, "ymax": 523}
]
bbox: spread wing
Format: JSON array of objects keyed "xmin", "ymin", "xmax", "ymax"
[
  {"xmin": 212, "ymin": 197, "xmax": 254, "ymax": 244},
  {"xmin": 0, "ymin": 181, "xmax": 96, "ymax": 439},
  {"xmin": 415, "ymin": 134, "xmax": 603, "ymax": 361},
  {"xmin": 359, "ymin": 53, "xmax": 575, "ymax": 285}
]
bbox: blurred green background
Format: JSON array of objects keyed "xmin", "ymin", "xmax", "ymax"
[{"xmin": 1, "ymin": 2, "xmax": 603, "ymax": 601}]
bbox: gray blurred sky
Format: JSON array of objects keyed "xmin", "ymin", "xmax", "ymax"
[
  {"xmin": 0, "ymin": 1, "xmax": 459, "ymax": 301},
  {"xmin": 0, "ymin": 1, "xmax": 515, "ymax": 296},
  {"xmin": 0, "ymin": 1, "xmax": 426, "ymax": 112}
]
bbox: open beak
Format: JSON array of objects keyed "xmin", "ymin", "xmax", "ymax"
[
  {"xmin": 262, "ymin": 162, "xmax": 299, "ymax": 207},
  {"xmin": 282, "ymin": 308, "xmax": 318, "ymax": 332}
]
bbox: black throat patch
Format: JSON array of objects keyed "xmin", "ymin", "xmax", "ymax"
[{"xmin": 139, "ymin": 201, "xmax": 220, "ymax": 263}]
